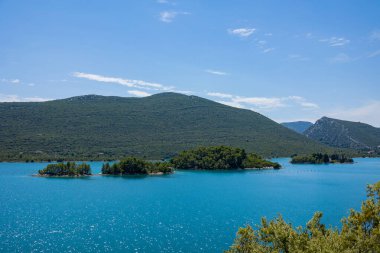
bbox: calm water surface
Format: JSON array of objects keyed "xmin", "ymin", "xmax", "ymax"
[{"xmin": 1, "ymin": 158, "xmax": 380, "ymax": 252}]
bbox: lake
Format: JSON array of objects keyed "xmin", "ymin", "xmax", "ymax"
[{"xmin": 1, "ymin": 158, "xmax": 380, "ymax": 252}]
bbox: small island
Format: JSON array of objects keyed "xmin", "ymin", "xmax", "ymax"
[
  {"xmin": 101, "ymin": 157, "xmax": 173, "ymax": 175},
  {"xmin": 170, "ymin": 146, "xmax": 281, "ymax": 170},
  {"xmin": 291, "ymin": 153, "xmax": 354, "ymax": 164},
  {"xmin": 38, "ymin": 162, "xmax": 91, "ymax": 177}
]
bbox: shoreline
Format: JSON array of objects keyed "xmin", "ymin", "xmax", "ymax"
[
  {"xmin": 32, "ymin": 167, "xmax": 280, "ymax": 178},
  {"xmin": 33, "ymin": 172, "xmax": 171, "ymax": 177}
]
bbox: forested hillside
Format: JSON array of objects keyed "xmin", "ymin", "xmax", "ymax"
[{"xmin": 0, "ymin": 93, "xmax": 333, "ymax": 161}]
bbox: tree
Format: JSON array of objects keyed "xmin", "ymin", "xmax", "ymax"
[
  {"xmin": 101, "ymin": 157, "xmax": 173, "ymax": 175},
  {"xmin": 226, "ymin": 181, "xmax": 380, "ymax": 253},
  {"xmin": 38, "ymin": 162, "xmax": 91, "ymax": 176}
]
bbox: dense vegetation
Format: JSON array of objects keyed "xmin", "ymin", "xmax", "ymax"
[
  {"xmin": 101, "ymin": 157, "xmax": 173, "ymax": 175},
  {"xmin": 305, "ymin": 116, "xmax": 380, "ymax": 152},
  {"xmin": 0, "ymin": 93, "xmax": 335, "ymax": 161},
  {"xmin": 281, "ymin": 121, "xmax": 313, "ymax": 134},
  {"xmin": 171, "ymin": 146, "xmax": 281, "ymax": 170},
  {"xmin": 226, "ymin": 181, "xmax": 380, "ymax": 253},
  {"xmin": 291, "ymin": 153, "xmax": 354, "ymax": 164},
  {"xmin": 38, "ymin": 162, "xmax": 91, "ymax": 176}
]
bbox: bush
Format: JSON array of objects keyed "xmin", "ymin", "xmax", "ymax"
[
  {"xmin": 101, "ymin": 157, "xmax": 173, "ymax": 175},
  {"xmin": 38, "ymin": 162, "xmax": 91, "ymax": 176},
  {"xmin": 226, "ymin": 181, "xmax": 380, "ymax": 253}
]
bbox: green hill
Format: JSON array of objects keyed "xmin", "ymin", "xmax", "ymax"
[
  {"xmin": 304, "ymin": 117, "xmax": 380, "ymax": 151},
  {"xmin": 0, "ymin": 93, "xmax": 334, "ymax": 161},
  {"xmin": 281, "ymin": 121, "xmax": 313, "ymax": 134}
]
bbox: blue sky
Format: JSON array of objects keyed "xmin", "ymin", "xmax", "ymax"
[{"xmin": 1, "ymin": 0, "xmax": 380, "ymax": 126}]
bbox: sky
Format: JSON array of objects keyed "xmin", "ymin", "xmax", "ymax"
[{"xmin": 1, "ymin": 0, "xmax": 380, "ymax": 126}]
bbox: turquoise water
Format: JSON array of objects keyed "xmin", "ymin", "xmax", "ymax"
[{"xmin": 1, "ymin": 158, "xmax": 380, "ymax": 252}]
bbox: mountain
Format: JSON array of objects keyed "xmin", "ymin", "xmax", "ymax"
[
  {"xmin": 304, "ymin": 117, "xmax": 380, "ymax": 150},
  {"xmin": 281, "ymin": 121, "xmax": 313, "ymax": 134},
  {"xmin": 0, "ymin": 93, "xmax": 333, "ymax": 161}
]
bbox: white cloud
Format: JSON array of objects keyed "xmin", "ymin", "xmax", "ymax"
[
  {"xmin": 288, "ymin": 54, "xmax": 309, "ymax": 61},
  {"xmin": 262, "ymin": 48, "xmax": 275, "ymax": 53},
  {"xmin": 327, "ymin": 101, "xmax": 380, "ymax": 127},
  {"xmin": 0, "ymin": 94, "xmax": 51, "ymax": 102},
  {"xmin": 73, "ymin": 72, "xmax": 173, "ymax": 91},
  {"xmin": 159, "ymin": 11, "xmax": 189, "ymax": 23},
  {"xmin": 228, "ymin": 28, "xmax": 256, "ymax": 37},
  {"xmin": 207, "ymin": 92, "xmax": 233, "ymax": 99},
  {"xmin": 205, "ymin": 69, "xmax": 228, "ymax": 76},
  {"xmin": 28, "ymin": 83, "xmax": 35, "ymax": 87},
  {"xmin": 127, "ymin": 90, "xmax": 152, "ymax": 97},
  {"xmin": 287, "ymin": 96, "xmax": 319, "ymax": 109},
  {"xmin": 1, "ymin": 78, "xmax": 21, "ymax": 84},
  {"xmin": 257, "ymin": 40, "xmax": 266, "ymax": 45},
  {"xmin": 233, "ymin": 96, "xmax": 285, "ymax": 109},
  {"xmin": 330, "ymin": 53, "xmax": 351, "ymax": 63},
  {"xmin": 319, "ymin": 37, "xmax": 350, "ymax": 47},
  {"xmin": 217, "ymin": 100, "xmax": 245, "ymax": 109},
  {"xmin": 207, "ymin": 92, "xmax": 318, "ymax": 110}
]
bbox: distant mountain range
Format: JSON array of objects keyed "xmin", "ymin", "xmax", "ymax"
[
  {"xmin": 281, "ymin": 121, "xmax": 313, "ymax": 134},
  {"xmin": 304, "ymin": 117, "xmax": 380, "ymax": 151},
  {"xmin": 0, "ymin": 92, "xmax": 332, "ymax": 161}
]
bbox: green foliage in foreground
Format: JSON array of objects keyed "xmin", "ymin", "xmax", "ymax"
[
  {"xmin": 226, "ymin": 181, "xmax": 380, "ymax": 253},
  {"xmin": 291, "ymin": 153, "xmax": 354, "ymax": 164},
  {"xmin": 101, "ymin": 157, "xmax": 173, "ymax": 175},
  {"xmin": 171, "ymin": 146, "xmax": 281, "ymax": 170},
  {"xmin": 38, "ymin": 162, "xmax": 91, "ymax": 176}
]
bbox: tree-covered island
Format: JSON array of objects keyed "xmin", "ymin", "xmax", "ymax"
[
  {"xmin": 171, "ymin": 146, "xmax": 281, "ymax": 170},
  {"xmin": 101, "ymin": 157, "xmax": 173, "ymax": 175},
  {"xmin": 291, "ymin": 153, "xmax": 354, "ymax": 164},
  {"xmin": 38, "ymin": 162, "xmax": 91, "ymax": 176}
]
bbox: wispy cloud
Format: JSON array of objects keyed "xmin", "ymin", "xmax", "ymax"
[
  {"xmin": 262, "ymin": 48, "xmax": 275, "ymax": 53},
  {"xmin": 234, "ymin": 96, "xmax": 285, "ymax": 109},
  {"xmin": 1, "ymin": 78, "xmax": 21, "ymax": 84},
  {"xmin": 305, "ymin": 32, "xmax": 313, "ymax": 39},
  {"xmin": 319, "ymin": 37, "xmax": 350, "ymax": 47},
  {"xmin": 253, "ymin": 38, "xmax": 275, "ymax": 54},
  {"xmin": 228, "ymin": 28, "xmax": 256, "ymax": 37},
  {"xmin": 370, "ymin": 30, "xmax": 380, "ymax": 41},
  {"xmin": 287, "ymin": 96, "xmax": 319, "ymax": 109},
  {"xmin": 288, "ymin": 54, "xmax": 309, "ymax": 61},
  {"xmin": 329, "ymin": 53, "xmax": 351, "ymax": 63},
  {"xmin": 207, "ymin": 92, "xmax": 233, "ymax": 99},
  {"xmin": 73, "ymin": 72, "xmax": 173, "ymax": 91},
  {"xmin": 207, "ymin": 92, "xmax": 319, "ymax": 110},
  {"xmin": 127, "ymin": 90, "xmax": 151, "ymax": 97},
  {"xmin": 0, "ymin": 94, "xmax": 51, "ymax": 102},
  {"xmin": 367, "ymin": 50, "xmax": 380, "ymax": 58},
  {"xmin": 327, "ymin": 100, "xmax": 380, "ymax": 127},
  {"xmin": 159, "ymin": 11, "xmax": 189, "ymax": 23},
  {"xmin": 205, "ymin": 69, "xmax": 228, "ymax": 76},
  {"xmin": 216, "ymin": 100, "xmax": 245, "ymax": 109}
]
